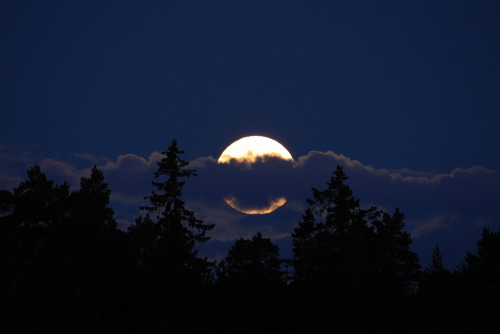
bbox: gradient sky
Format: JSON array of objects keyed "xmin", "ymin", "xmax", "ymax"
[{"xmin": 1, "ymin": 1, "xmax": 500, "ymax": 269}]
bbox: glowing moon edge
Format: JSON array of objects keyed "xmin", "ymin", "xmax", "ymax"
[{"xmin": 218, "ymin": 135, "xmax": 293, "ymax": 164}]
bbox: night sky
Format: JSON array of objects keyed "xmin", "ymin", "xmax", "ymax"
[{"xmin": 1, "ymin": 1, "xmax": 500, "ymax": 269}]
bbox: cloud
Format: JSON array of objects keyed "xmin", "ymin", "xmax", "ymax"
[
  {"xmin": 410, "ymin": 214, "xmax": 454, "ymax": 239},
  {"xmin": 39, "ymin": 158, "xmax": 88, "ymax": 187},
  {"xmin": 0, "ymin": 172, "xmax": 23, "ymax": 190},
  {"xmin": 1, "ymin": 146, "xmax": 499, "ymax": 268},
  {"xmin": 287, "ymin": 151, "xmax": 500, "ymax": 267},
  {"xmin": 0, "ymin": 144, "xmax": 47, "ymax": 189},
  {"xmin": 188, "ymin": 150, "xmax": 500, "ymax": 266},
  {"xmin": 73, "ymin": 153, "xmax": 112, "ymax": 164},
  {"xmin": 6, "ymin": 152, "xmax": 164, "ymax": 228},
  {"xmin": 189, "ymin": 156, "xmax": 218, "ymax": 168},
  {"xmin": 295, "ymin": 150, "xmax": 495, "ymax": 184},
  {"xmin": 219, "ymin": 152, "xmax": 294, "ymax": 166},
  {"xmin": 110, "ymin": 192, "xmax": 145, "ymax": 206},
  {"xmin": 0, "ymin": 143, "xmax": 42, "ymax": 165},
  {"xmin": 99, "ymin": 152, "xmax": 162, "ymax": 173}
]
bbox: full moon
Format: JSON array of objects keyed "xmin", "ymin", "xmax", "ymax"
[{"xmin": 217, "ymin": 136, "xmax": 294, "ymax": 214}]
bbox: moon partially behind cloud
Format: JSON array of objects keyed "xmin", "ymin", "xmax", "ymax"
[
  {"xmin": 217, "ymin": 136, "xmax": 294, "ymax": 214},
  {"xmin": 218, "ymin": 136, "xmax": 293, "ymax": 165}
]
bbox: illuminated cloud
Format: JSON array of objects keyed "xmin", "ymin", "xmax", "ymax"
[
  {"xmin": 295, "ymin": 150, "xmax": 495, "ymax": 184},
  {"xmin": 99, "ymin": 152, "xmax": 162, "ymax": 173},
  {"xmin": 189, "ymin": 156, "xmax": 218, "ymax": 168},
  {"xmin": 288, "ymin": 150, "xmax": 500, "ymax": 267}
]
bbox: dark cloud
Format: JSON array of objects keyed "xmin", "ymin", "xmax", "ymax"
[
  {"xmin": 188, "ymin": 150, "xmax": 500, "ymax": 267},
  {"xmin": 1, "ymin": 148, "xmax": 498, "ymax": 268},
  {"xmin": 0, "ymin": 144, "xmax": 46, "ymax": 189},
  {"xmin": 296, "ymin": 152, "xmax": 500, "ymax": 267}
]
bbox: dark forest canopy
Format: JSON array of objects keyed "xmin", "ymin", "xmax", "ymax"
[{"xmin": 1, "ymin": 140, "xmax": 499, "ymax": 333}]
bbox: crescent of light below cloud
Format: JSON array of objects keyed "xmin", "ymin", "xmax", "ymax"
[{"xmin": 223, "ymin": 196, "xmax": 288, "ymax": 215}]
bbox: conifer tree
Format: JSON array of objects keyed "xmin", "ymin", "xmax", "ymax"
[
  {"xmin": 292, "ymin": 165, "xmax": 375, "ymax": 292},
  {"xmin": 463, "ymin": 227, "xmax": 500, "ymax": 295},
  {"xmin": 46, "ymin": 165, "xmax": 130, "ymax": 329},
  {"xmin": 0, "ymin": 166, "xmax": 70, "ymax": 331},
  {"xmin": 215, "ymin": 232, "xmax": 286, "ymax": 332},
  {"xmin": 371, "ymin": 209, "xmax": 421, "ymax": 295},
  {"xmin": 4, "ymin": 165, "xmax": 70, "ymax": 277},
  {"xmin": 291, "ymin": 165, "xmax": 421, "ymax": 331},
  {"xmin": 292, "ymin": 166, "xmax": 420, "ymax": 305},
  {"xmin": 217, "ymin": 232, "xmax": 285, "ymax": 286},
  {"xmin": 430, "ymin": 245, "xmax": 444, "ymax": 272},
  {"xmin": 71, "ymin": 165, "xmax": 117, "ymax": 230},
  {"xmin": 138, "ymin": 139, "xmax": 214, "ymax": 287}
]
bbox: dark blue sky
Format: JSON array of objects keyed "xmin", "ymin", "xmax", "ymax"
[{"xmin": 1, "ymin": 1, "xmax": 500, "ymax": 268}]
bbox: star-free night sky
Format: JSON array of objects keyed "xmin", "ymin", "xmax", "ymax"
[{"xmin": 1, "ymin": 1, "xmax": 499, "ymax": 268}]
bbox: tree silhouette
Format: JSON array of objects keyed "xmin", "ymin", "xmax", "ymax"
[
  {"xmin": 371, "ymin": 208, "xmax": 421, "ymax": 296},
  {"xmin": 137, "ymin": 139, "xmax": 215, "ymax": 286},
  {"xmin": 0, "ymin": 166, "xmax": 71, "ymax": 331},
  {"xmin": 217, "ymin": 231, "xmax": 285, "ymax": 287},
  {"xmin": 462, "ymin": 228, "xmax": 500, "ymax": 311},
  {"xmin": 417, "ymin": 229, "xmax": 500, "ymax": 332},
  {"xmin": 464, "ymin": 227, "xmax": 500, "ymax": 279},
  {"xmin": 5, "ymin": 150, "xmax": 500, "ymax": 332},
  {"xmin": 216, "ymin": 232, "xmax": 287, "ymax": 332},
  {"xmin": 430, "ymin": 245, "xmax": 445, "ymax": 272},
  {"xmin": 71, "ymin": 165, "xmax": 117, "ymax": 230},
  {"xmin": 127, "ymin": 213, "xmax": 158, "ymax": 269},
  {"xmin": 291, "ymin": 165, "xmax": 420, "ymax": 331},
  {"xmin": 11, "ymin": 165, "xmax": 70, "ymax": 260},
  {"xmin": 33, "ymin": 165, "xmax": 131, "ymax": 331},
  {"xmin": 417, "ymin": 245, "xmax": 459, "ymax": 332},
  {"xmin": 128, "ymin": 140, "xmax": 215, "ymax": 330},
  {"xmin": 292, "ymin": 166, "xmax": 378, "ymax": 292}
]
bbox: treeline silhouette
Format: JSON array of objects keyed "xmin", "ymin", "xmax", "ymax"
[{"xmin": 1, "ymin": 140, "xmax": 499, "ymax": 333}]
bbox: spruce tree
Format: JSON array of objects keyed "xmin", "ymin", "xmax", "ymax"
[
  {"xmin": 292, "ymin": 166, "xmax": 420, "ymax": 294},
  {"xmin": 463, "ymin": 227, "xmax": 500, "ymax": 296},
  {"xmin": 71, "ymin": 165, "xmax": 117, "ymax": 230},
  {"xmin": 430, "ymin": 245, "xmax": 444, "ymax": 272},
  {"xmin": 371, "ymin": 209, "xmax": 421, "ymax": 295},
  {"xmin": 46, "ymin": 165, "xmax": 130, "ymax": 330},
  {"xmin": 138, "ymin": 139, "xmax": 214, "ymax": 288},
  {"xmin": 292, "ymin": 165, "xmax": 374, "ymax": 292},
  {"xmin": 291, "ymin": 165, "xmax": 421, "ymax": 331},
  {"xmin": 0, "ymin": 166, "xmax": 70, "ymax": 331}
]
